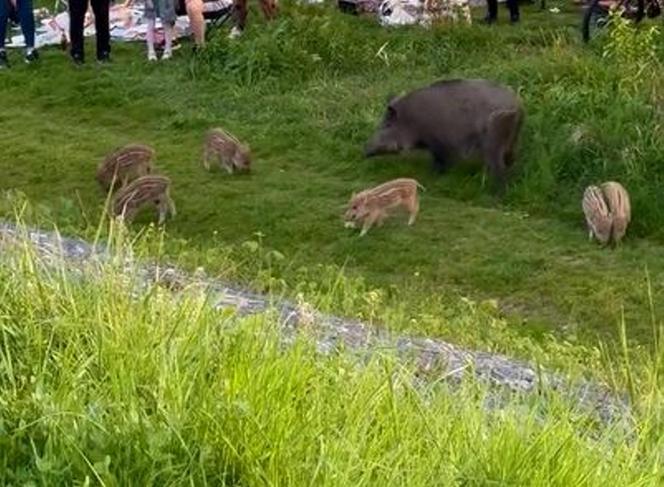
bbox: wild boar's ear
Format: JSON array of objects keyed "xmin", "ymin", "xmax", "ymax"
[{"xmin": 386, "ymin": 104, "xmax": 398, "ymax": 120}]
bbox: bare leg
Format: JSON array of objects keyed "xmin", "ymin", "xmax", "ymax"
[
  {"xmin": 146, "ymin": 18, "xmax": 157, "ymax": 60},
  {"xmin": 162, "ymin": 22, "xmax": 174, "ymax": 59},
  {"xmin": 186, "ymin": 0, "xmax": 205, "ymax": 47}
]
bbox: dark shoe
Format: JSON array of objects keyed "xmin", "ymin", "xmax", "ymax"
[
  {"xmin": 24, "ymin": 48, "xmax": 39, "ymax": 64},
  {"xmin": 510, "ymin": 13, "xmax": 520, "ymax": 23},
  {"xmin": 71, "ymin": 52, "xmax": 85, "ymax": 65},
  {"xmin": 97, "ymin": 51, "xmax": 111, "ymax": 64},
  {"xmin": 0, "ymin": 50, "xmax": 9, "ymax": 69},
  {"xmin": 483, "ymin": 15, "xmax": 497, "ymax": 24}
]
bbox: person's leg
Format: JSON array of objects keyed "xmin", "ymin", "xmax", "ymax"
[
  {"xmin": 230, "ymin": 0, "xmax": 247, "ymax": 38},
  {"xmin": 17, "ymin": 0, "xmax": 35, "ymax": 47},
  {"xmin": 259, "ymin": 0, "xmax": 277, "ymax": 20},
  {"xmin": 485, "ymin": 0, "xmax": 498, "ymax": 21},
  {"xmin": 0, "ymin": 0, "xmax": 8, "ymax": 49},
  {"xmin": 160, "ymin": 0, "xmax": 176, "ymax": 58},
  {"xmin": 69, "ymin": 0, "xmax": 88, "ymax": 61},
  {"xmin": 91, "ymin": 0, "xmax": 111, "ymax": 60},
  {"xmin": 162, "ymin": 22, "xmax": 174, "ymax": 58},
  {"xmin": 506, "ymin": 0, "xmax": 520, "ymax": 22},
  {"xmin": 185, "ymin": 0, "xmax": 205, "ymax": 47},
  {"xmin": 146, "ymin": 18, "xmax": 157, "ymax": 59},
  {"xmin": 0, "ymin": 0, "xmax": 8, "ymax": 68},
  {"xmin": 17, "ymin": 0, "xmax": 38, "ymax": 62}
]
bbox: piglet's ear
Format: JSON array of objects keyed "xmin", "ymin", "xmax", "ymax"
[{"xmin": 386, "ymin": 104, "xmax": 397, "ymax": 120}]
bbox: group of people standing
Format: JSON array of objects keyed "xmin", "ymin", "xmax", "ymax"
[
  {"xmin": 0, "ymin": 0, "xmax": 519, "ymax": 69},
  {"xmin": 0, "ymin": 0, "xmax": 279, "ymax": 68}
]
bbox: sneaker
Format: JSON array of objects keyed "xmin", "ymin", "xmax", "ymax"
[
  {"xmin": 148, "ymin": 51, "xmax": 157, "ymax": 61},
  {"xmin": 483, "ymin": 15, "xmax": 496, "ymax": 24},
  {"xmin": 97, "ymin": 51, "xmax": 111, "ymax": 64},
  {"xmin": 71, "ymin": 52, "xmax": 84, "ymax": 65},
  {"xmin": 0, "ymin": 50, "xmax": 9, "ymax": 69},
  {"xmin": 228, "ymin": 26, "xmax": 243, "ymax": 39},
  {"xmin": 161, "ymin": 49, "xmax": 172, "ymax": 60},
  {"xmin": 24, "ymin": 48, "xmax": 39, "ymax": 64}
]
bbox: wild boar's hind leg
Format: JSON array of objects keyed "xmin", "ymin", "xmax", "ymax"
[
  {"xmin": 406, "ymin": 194, "xmax": 419, "ymax": 225},
  {"xmin": 484, "ymin": 109, "xmax": 520, "ymax": 191}
]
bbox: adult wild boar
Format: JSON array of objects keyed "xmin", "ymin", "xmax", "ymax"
[{"xmin": 364, "ymin": 79, "xmax": 524, "ymax": 189}]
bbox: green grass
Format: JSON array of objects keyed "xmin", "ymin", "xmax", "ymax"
[
  {"xmin": 2, "ymin": 1, "xmax": 664, "ymax": 353},
  {"xmin": 2, "ymin": 225, "xmax": 664, "ymax": 485}
]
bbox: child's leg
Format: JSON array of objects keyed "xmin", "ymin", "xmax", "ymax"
[
  {"xmin": 160, "ymin": 0, "xmax": 177, "ymax": 58},
  {"xmin": 146, "ymin": 18, "xmax": 157, "ymax": 59},
  {"xmin": 17, "ymin": 0, "xmax": 36, "ymax": 50},
  {"xmin": 162, "ymin": 21, "xmax": 174, "ymax": 58}
]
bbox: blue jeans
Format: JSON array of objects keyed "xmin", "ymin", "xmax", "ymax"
[{"xmin": 0, "ymin": 0, "xmax": 35, "ymax": 49}]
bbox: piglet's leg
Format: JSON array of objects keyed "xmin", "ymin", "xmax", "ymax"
[
  {"xmin": 360, "ymin": 212, "xmax": 380, "ymax": 237},
  {"xmin": 157, "ymin": 198, "xmax": 168, "ymax": 225},
  {"xmin": 405, "ymin": 197, "xmax": 419, "ymax": 225}
]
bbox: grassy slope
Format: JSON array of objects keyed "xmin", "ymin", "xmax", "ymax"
[
  {"xmin": 2, "ymin": 239, "xmax": 663, "ymax": 485},
  {"xmin": 1, "ymin": 2, "xmax": 664, "ymax": 350}
]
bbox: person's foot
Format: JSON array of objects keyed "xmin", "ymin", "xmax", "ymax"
[
  {"xmin": 71, "ymin": 52, "xmax": 84, "ymax": 65},
  {"xmin": 228, "ymin": 26, "xmax": 243, "ymax": 39},
  {"xmin": 161, "ymin": 49, "xmax": 172, "ymax": 60},
  {"xmin": 510, "ymin": 12, "xmax": 520, "ymax": 23},
  {"xmin": 483, "ymin": 15, "xmax": 496, "ymax": 24},
  {"xmin": 148, "ymin": 50, "xmax": 157, "ymax": 61},
  {"xmin": 97, "ymin": 51, "xmax": 111, "ymax": 64},
  {"xmin": 0, "ymin": 50, "xmax": 9, "ymax": 69},
  {"xmin": 24, "ymin": 48, "xmax": 39, "ymax": 64}
]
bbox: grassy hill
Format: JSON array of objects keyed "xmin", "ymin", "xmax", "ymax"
[{"xmin": 1, "ymin": 1, "xmax": 664, "ymax": 351}]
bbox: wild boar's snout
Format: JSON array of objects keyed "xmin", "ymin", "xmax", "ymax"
[{"xmin": 364, "ymin": 130, "xmax": 393, "ymax": 158}]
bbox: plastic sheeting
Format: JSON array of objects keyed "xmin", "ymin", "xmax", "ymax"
[{"xmin": 377, "ymin": 0, "xmax": 472, "ymax": 26}]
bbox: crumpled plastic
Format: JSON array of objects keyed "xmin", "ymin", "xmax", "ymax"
[{"xmin": 378, "ymin": 0, "xmax": 472, "ymax": 26}]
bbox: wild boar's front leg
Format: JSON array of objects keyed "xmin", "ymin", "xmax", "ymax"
[
  {"xmin": 202, "ymin": 144, "xmax": 211, "ymax": 171},
  {"xmin": 359, "ymin": 211, "xmax": 380, "ymax": 237},
  {"xmin": 430, "ymin": 144, "xmax": 450, "ymax": 174}
]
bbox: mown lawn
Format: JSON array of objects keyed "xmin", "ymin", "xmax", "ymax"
[{"xmin": 1, "ymin": 1, "xmax": 664, "ymax": 351}]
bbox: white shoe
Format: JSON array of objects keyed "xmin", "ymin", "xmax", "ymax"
[
  {"xmin": 161, "ymin": 49, "xmax": 172, "ymax": 60},
  {"xmin": 147, "ymin": 51, "xmax": 157, "ymax": 61},
  {"xmin": 228, "ymin": 26, "xmax": 242, "ymax": 39}
]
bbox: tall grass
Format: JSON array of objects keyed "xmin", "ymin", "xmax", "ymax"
[{"xmin": 1, "ymin": 221, "xmax": 664, "ymax": 484}]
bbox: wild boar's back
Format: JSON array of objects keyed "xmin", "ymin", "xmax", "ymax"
[{"xmin": 393, "ymin": 79, "xmax": 522, "ymax": 148}]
